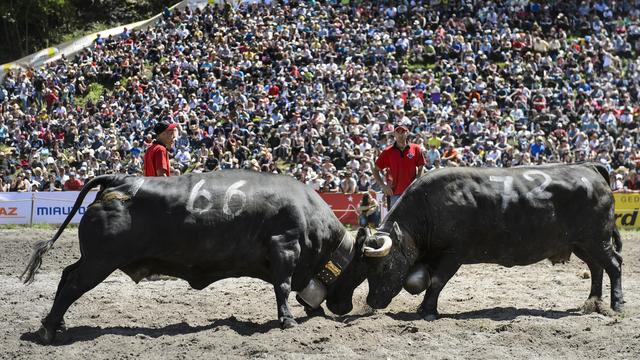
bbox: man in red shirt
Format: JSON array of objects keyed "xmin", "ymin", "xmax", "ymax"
[
  {"xmin": 63, "ymin": 172, "xmax": 84, "ymax": 191},
  {"xmin": 144, "ymin": 121, "xmax": 177, "ymax": 177},
  {"xmin": 373, "ymin": 123, "xmax": 425, "ymax": 209}
]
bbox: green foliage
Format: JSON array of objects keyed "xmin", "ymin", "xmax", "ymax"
[
  {"xmin": 40, "ymin": 0, "xmax": 69, "ymax": 15},
  {"xmin": 406, "ymin": 62, "xmax": 437, "ymax": 72},
  {"xmin": 61, "ymin": 21, "xmax": 112, "ymax": 44},
  {"xmin": 0, "ymin": 0, "xmax": 175, "ymax": 64},
  {"xmin": 141, "ymin": 61, "xmax": 154, "ymax": 79},
  {"xmin": 76, "ymin": 82, "xmax": 105, "ymax": 108}
]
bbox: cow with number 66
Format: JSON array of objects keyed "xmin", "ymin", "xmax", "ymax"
[
  {"xmin": 20, "ymin": 171, "xmax": 369, "ymax": 344},
  {"xmin": 356, "ymin": 162, "xmax": 624, "ymax": 319}
]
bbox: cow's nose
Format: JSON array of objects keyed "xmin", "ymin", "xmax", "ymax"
[
  {"xmin": 366, "ymin": 294, "xmax": 391, "ymax": 309},
  {"xmin": 327, "ymin": 300, "xmax": 353, "ymax": 316}
]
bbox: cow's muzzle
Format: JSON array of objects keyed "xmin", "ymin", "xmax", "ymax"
[{"xmin": 366, "ymin": 293, "xmax": 393, "ymax": 309}]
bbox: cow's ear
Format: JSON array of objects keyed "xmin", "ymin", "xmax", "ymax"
[
  {"xmin": 356, "ymin": 226, "xmax": 371, "ymax": 242},
  {"xmin": 392, "ymin": 221, "xmax": 403, "ymax": 243},
  {"xmin": 354, "ymin": 227, "xmax": 366, "ymax": 250}
]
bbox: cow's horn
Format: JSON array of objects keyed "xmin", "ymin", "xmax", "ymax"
[{"xmin": 363, "ymin": 235, "xmax": 392, "ymax": 257}]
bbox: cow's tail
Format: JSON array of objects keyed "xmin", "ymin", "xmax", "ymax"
[
  {"xmin": 20, "ymin": 175, "xmax": 117, "ymax": 284},
  {"xmin": 612, "ymin": 227, "xmax": 623, "ymax": 265},
  {"xmin": 593, "ymin": 162, "xmax": 624, "ymax": 263},
  {"xmin": 591, "ymin": 162, "xmax": 624, "ymax": 262}
]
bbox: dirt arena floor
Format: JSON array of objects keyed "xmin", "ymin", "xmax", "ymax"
[{"xmin": 1, "ymin": 228, "xmax": 638, "ymax": 359}]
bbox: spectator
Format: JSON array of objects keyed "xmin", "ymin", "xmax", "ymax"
[
  {"xmin": 425, "ymin": 143, "xmax": 441, "ymax": 169},
  {"xmin": 357, "ymin": 172, "xmax": 372, "ymax": 192},
  {"xmin": 339, "ymin": 170, "xmax": 357, "ymax": 194},
  {"xmin": 63, "ymin": 172, "xmax": 83, "ymax": 191},
  {"xmin": 613, "ymin": 172, "xmax": 626, "ymax": 192},
  {"xmin": 624, "ymin": 170, "xmax": 640, "ymax": 192},
  {"xmin": 320, "ymin": 173, "xmax": 338, "ymax": 193},
  {"xmin": 249, "ymin": 159, "xmax": 260, "ymax": 171},
  {"xmin": 441, "ymin": 143, "xmax": 459, "ymax": 166},
  {"xmin": 373, "ymin": 123, "xmax": 425, "ymax": 209},
  {"xmin": 530, "ymin": 137, "xmax": 546, "ymax": 161},
  {"xmin": 42, "ymin": 173, "xmax": 62, "ymax": 191},
  {"xmin": 0, "ymin": 176, "xmax": 9, "ymax": 191},
  {"xmin": 0, "ymin": 1, "xmax": 638, "ymax": 194},
  {"xmin": 11, "ymin": 172, "xmax": 30, "ymax": 192},
  {"xmin": 144, "ymin": 122, "xmax": 177, "ymax": 177},
  {"xmin": 358, "ymin": 192, "xmax": 380, "ymax": 228}
]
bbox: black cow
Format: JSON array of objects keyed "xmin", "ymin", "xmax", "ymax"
[
  {"xmin": 21, "ymin": 171, "xmax": 367, "ymax": 344},
  {"xmin": 359, "ymin": 163, "xmax": 623, "ymax": 319}
]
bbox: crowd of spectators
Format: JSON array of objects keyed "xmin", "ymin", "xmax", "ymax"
[{"xmin": 1, "ymin": 0, "xmax": 640, "ymax": 194}]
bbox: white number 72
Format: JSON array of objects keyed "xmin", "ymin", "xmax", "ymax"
[{"xmin": 490, "ymin": 170, "xmax": 553, "ymax": 210}]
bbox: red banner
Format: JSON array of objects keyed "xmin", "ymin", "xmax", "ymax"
[{"xmin": 318, "ymin": 192, "xmax": 364, "ymax": 225}]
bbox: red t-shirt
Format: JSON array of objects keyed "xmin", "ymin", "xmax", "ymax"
[
  {"xmin": 268, "ymin": 85, "xmax": 280, "ymax": 96},
  {"xmin": 375, "ymin": 143, "xmax": 426, "ymax": 195},
  {"xmin": 64, "ymin": 178, "xmax": 84, "ymax": 191},
  {"xmin": 144, "ymin": 142, "xmax": 170, "ymax": 177}
]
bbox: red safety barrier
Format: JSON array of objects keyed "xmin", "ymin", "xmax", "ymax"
[{"xmin": 317, "ymin": 192, "xmax": 365, "ymax": 225}]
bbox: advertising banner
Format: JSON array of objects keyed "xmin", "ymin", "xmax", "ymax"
[
  {"xmin": 2, "ymin": 191, "xmax": 375, "ymax": 226},
  {"xmin": 32, "ymin": 192, "xmax": 98, "ymax": 225},
  {"xmin": 3, "ymin": 191, "xmax": 638, "ymax": 229},
  {"xmin": 0, "ymin": 193, "xmax": 33, "ymax": 225},
  {"xmin": 317, "ymin": 192, "xmax": 386, "ymax": 226},
  {"xmin": 613, "ymin": 192, "xmax": 640, "ymax": 229}
]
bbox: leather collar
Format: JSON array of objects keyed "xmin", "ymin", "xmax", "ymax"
[{"xmin": 316, "ymin": 231, "xmax": 356, "ymax": 285}]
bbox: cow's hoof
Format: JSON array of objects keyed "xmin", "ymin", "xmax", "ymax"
[
  {"xmin": 612, "ymin": 302, "xmax": 624, "ymax": 313},
  {"xmin": 304, "ymin": 306, "xmax": 325, "ymax": 317},
  {"xmin": 36, "ymin": 326, "xmax": 56, "ymax": 345},
  {"xmin": 280, "ymin": 318, "xmax": 297, "ymax": 329},
  {"xmin": 582, "ymin": 297, "xmax": 605, "ymax": 314},
  {"xmin": 422, "ymin": 313, "xmax": 439, "ymax": 321},
  {"xmin": 418, "ymin": 305, "xmax": 438, "ymax": 320}
]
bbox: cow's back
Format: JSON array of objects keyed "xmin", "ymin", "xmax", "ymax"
[
  {"xmin": 79, "ymin": 171, "xmax": 343, "ymax": 282},
  {"xmin": 391, "ymin": 163, "xmax": 615, "ymax": 265}
]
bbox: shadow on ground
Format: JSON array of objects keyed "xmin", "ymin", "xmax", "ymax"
[
  {"xmin": 20, "ymin": 316, "xmax": 291, "ymax": 345},
  {"xmin": 386, "ymin": 306, "xmax": 581, "ymax": 322}
]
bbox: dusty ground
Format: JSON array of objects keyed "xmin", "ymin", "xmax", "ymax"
[{"xmin": 1, "ymin": 228, "xmax": 638, "ymax": 359}]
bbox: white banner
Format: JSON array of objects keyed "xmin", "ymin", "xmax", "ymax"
[
  {"xmin": 0, "ymin": 193, "xmax": 34, "ymax": 225},
  {"xmin": 187, "ymin": 0, "xmax": 209, "ymax": 8},
  {"xmin": 187, "ymin": 0, "xmax": 266, "ymax": 9},
  {"xmin": 32, "ymin": 192, "xmax": 97, "ymax": 225}
]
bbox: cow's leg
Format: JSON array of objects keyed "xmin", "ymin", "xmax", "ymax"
[
  {"xmin": 591, "ymin": 248, "xmax": 624, "ymax": 312},
  {"xmin": 39, "ymin": 259, "xmax": 115, "ymax": 344},
  {"xmin": 45, "ymin": 260, "xmax": 82, "ymax": 333},
  {"xmin": 572, "ymin": 248, "xmax": 604, "ymax": 312},
  {"xmin": 418, "ymin": 256, "xmax": 460, "ymax": 321},
  {"xmin": 52, "ymin": 260, "xmax": 81, "ymax": 303},
  {"xmin": 269, "ymin": 231, "xmax": 302, "ymax": 329},
  {"xmin": 577, "ymin": 240, "xmax": 624, "ymax": 312}
]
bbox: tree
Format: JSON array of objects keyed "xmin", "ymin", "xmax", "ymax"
[{"xmin": 0, "ymin": 0, "xmax": 174, "ymax": 65}]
